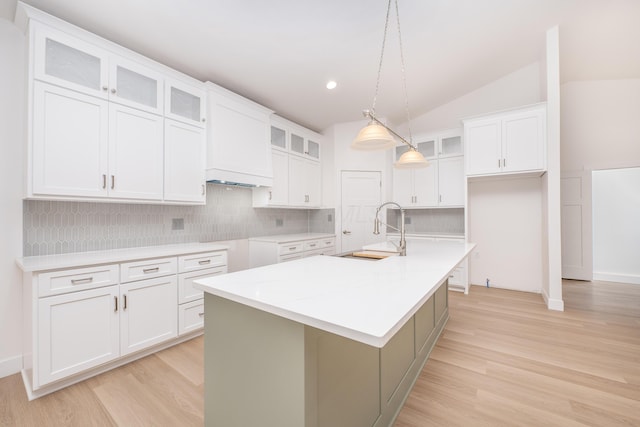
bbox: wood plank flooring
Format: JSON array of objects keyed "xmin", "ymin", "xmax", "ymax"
[{"xmin": 1, "ymin": 279, "xmax": 638, "ymax": 426}]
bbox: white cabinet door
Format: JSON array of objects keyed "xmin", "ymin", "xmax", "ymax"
[
  {"xmin": 37, "ymin": 285, "xmax": 119, "ymax": 388},
  {"xmin": 165, "ymin": 79, "xmax": 206, "ymax": 128},
  {"xmin": 32, "ymin": 81, "xmax": 109, "ymax": 198},
  {"xmin": 288, "ymin": 154, "xmax": 307, "ymax": 206},
  {"xmin": 109, "ymin": 56, "xmax": 164, "ymax": 115},
  {"xmin": 502, "ymin": 109, "xmax": 545, "ymax": 173},
  {"xmin": 33, "ymin": 23, "xmax": 109, "ymax": 99},
  {"xmin": 270, "ymin": 149, "xmax": 289, "ymax": 205},
  {"xmin": 413, "ymin": 162, "xmax": 438, "ymax": 207},
  {"xmin": 393, "ymin": 168, "xmax": 414, "ymax": 206},
  {"xmin": 306, "ymin": 160, "xmax": 321, "ymax": 207},
  {"xmin": 108, "ymin": 103, "xmax": 164, "ymax": 201},
  {"xmin": 465, "ymin": 118, "xmax": 502, "ymax": 176},
  {"xmin": 164, "ymin": 119, "xmax": 206, "ymax": 203},
  {"xmin": 120, "ymin": 275, "xmax": 178, "ymax": 356},
  {"xmin": 438, "ymin": 156, "xmax": 465, "ymax": 206}
]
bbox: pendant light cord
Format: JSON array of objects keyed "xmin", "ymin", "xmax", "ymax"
[
  {"xmin": 395, "ymin": 0, "xmax": 413, "ymax": 146},
  {"xmin": 371, "ymin": 0, "xmax": 392, "ymax": 116},
  {"xmin": 371, "ymin": 0, "xmax": 413, "ymax": 146}
]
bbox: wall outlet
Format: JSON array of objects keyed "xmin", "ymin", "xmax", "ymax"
[
  {"xmin": 276, "ymin": 218, "xmax": 283, "ymax": 227},
  {"xmin": 172, "ymin": 218, "xmax": 184, "ymax": 230}
]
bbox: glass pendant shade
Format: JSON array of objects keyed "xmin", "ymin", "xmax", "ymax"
[
  {"xmin": 394, "ymin": 148, "xmax": 429, "ymax": 169},
  {"xmin": 351, "ymin": 123, "xmax": 396, "ymax": 151}
]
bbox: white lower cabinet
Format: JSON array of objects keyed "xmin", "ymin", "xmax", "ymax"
[
  {"xmin": 37, "ymin": 285, "xmax": 119, "ymax": 387},
  {"xmin": 249, "ymin": 235, "xmax": 335, "ymax": 268},
  {"xmin": 119, "ymin": 275, "xmax": 177, "ymax": 356},
  {"xmin": 23, "ymin": 245, "xmax": 228, "ymax": 398}
]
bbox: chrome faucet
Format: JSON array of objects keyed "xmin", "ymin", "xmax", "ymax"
[{"xmin": 373, "ymin": 201, "xmax": 407, "ymax": 256}]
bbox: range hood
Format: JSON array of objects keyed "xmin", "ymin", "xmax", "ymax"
[{"xmin": 205, "ymin": 81, "xmax": 274, "ymax": 188}]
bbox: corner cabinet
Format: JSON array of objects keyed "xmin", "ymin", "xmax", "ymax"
[
  {"xmin": 20, "ymin": 244, "xmax": 227, "ymax": 400},
  {"xmin": 464, "ymin": 103, "xmax": 547, "ymax": 178},
  {"xmin": 392, "ymin": 130, "xmax": 465, "ymax": 208},
  {"xmin": 253, "ymin": 115, "xmax": 323, "ymax": 208},
  {"xmin": 20, "ymin": 6, "xmax": 207, "ymax": 204}
]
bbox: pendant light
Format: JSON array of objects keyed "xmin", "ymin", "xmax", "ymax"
[{"xmin": 351, "ymin": 0, "xmax": 428, "ymax": 169}]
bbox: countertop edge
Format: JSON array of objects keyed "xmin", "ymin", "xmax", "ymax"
[{"xmin": 16, "ymin": 242, "xmax": 230, "ymax": 273}]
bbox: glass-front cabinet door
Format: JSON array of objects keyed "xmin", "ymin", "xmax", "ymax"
[
  {"xmin": 165, "ymin": 79, "xmax": 206, "ymax": 128},
  {"xmin": 270, "ymin": 126, "xmax": 287, "ymax": 150},
  {"xmin": 33, "ymin": 24, "xmax": 109, "ymax": 99},
  {"xmin": 306, "ymin": 139, "xmax": 320, "ymax": 160},
  {"xmin": 415, "ymin": 139, "xmax": 437, "ymax": 159},
  {"xmin": 439, "ymin": 134, "xmax": 463, "ymax": 157},
  {"xmin": 109, "ymin": 57, "xmax": 164, "ymax": 115},
  {"xmin": 290, "ymin": 133, "xmax": 305, "ymax": 156}
]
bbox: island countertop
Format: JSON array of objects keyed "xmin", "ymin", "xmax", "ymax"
[{"xmin": 194, "ymin": 239, "xmax": 475, "ymax": 347}]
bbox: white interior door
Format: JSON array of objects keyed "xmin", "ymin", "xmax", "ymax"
[
  {"xmin": 561, "ymin": 170, "xmax": 593, "ymax": 280},
  {"xmin": 340, "ymin": 171, "xmax": 382, "ymax": 253}
]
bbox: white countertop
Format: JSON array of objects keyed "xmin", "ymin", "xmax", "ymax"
[
  {"xmin": 194, "ymin": 239, "xmax": 475, "ymax": 348},
  {"xmin": 16, "ymin": 242, "xmax": 229, "ymax": 272},
  {"xmin": 248, "ymin": 233, "xmax": 335, "ymax": 244}
]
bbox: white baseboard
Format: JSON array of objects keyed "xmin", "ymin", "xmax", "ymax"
[
  {"xmin": 0, "ymin": 355, "xmax": 22, "ymax": 379},
  {"xmin": 542, "ymin": 287, "xmax": 565, "ymax": 311},
  {"xmin": 593, "ymin": 272, "xmax": 640, "ymax": 285}
]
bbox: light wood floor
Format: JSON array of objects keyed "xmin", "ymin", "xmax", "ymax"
[{"xmin": 1, "ymin": 280, "xmax": 639, "ymax": 426}]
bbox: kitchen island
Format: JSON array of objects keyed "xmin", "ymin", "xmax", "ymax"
[{"xmin": 194, "ymin": 239, "xmax": 475, "ymax": 427}]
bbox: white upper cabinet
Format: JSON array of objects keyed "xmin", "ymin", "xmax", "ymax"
[
  {"xmin": 166, "ymin": 79, "xmax": 206, "ymax": 128},
  {"xmin": 22, "ymin": 5, "xmax": 207, "ymax": 204},
  {"xmin": 392, "ymin": 129, "xmax": 464, "ymax": 208},
  {"xmin": 464, "ymin": 104, "xmax": 546, "ymax": 177},
  {"xmin": 205, "ymin": 82, "xmax": 273, "ymax": 186},
  {"xmin": 164, "ymin": 120, "xmax": 206, "ymax": 204}
]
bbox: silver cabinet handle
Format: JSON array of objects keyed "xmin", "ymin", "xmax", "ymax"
[
  {"xmin": 498, "ymin": 159, "xmax": 501, "ymax": 168},
  {"xmin": 309, "ymin": 243, "xmax": 316, "ymax": 247},
  {"xmin": 439, "ymin": 195, "xmax": 442, "ymax": 203},
  {"xmin": 102, "ymin": 174, "xmax": 107, "ymax": 189},
  {"xmin": 269, "ymin": 191, "xmax": 272, "ymax": 201},
  {"xmin": 201, "ymin": 184, "xmax": 205, "ymax": 196},
  {"xmin": 111, "ymin": 88, "xmax": 116, "ymax": 94},
  {"xmin": 198, "ymin": 312, "xmax": 204, "ymax": 317},
  {"xmin": 111, "ymin": 175, "xmax": 115, "ymax": 189},
  {"xmin": 71, "ymin": 277, "xmax": 93, "ymax": 285},
  {"xmin": 102, "ymin": 86, "xmax": 108, "ymax": 91},
  {"xmin": 123, "ymin": 294, "xmax": 127, "ymax": 310},
  {"xmin": 114, "ymin": 296, "xmax": 118, "ymax": 312},
  {"xmin": 503, "ymin": 158, "xmax": 506, "ymax": 167},
  {"xmin": 342, "ymin": 230, "xmax": 351, "ymax": 235},
  {"xmin": 143, "ymin": 267, "xmax": 159, "ymax": 274},
  {"xmin": 198, "ymin": 259, "xmax": 211, "ymax": 265},
  {"xmin": 288, "ymin": 247, "xmax": 296, "ymax": 251}
]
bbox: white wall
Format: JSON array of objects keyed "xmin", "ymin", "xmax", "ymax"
[
  {"xmin": 0, "ymin": 18, "xmax": 25, "ymax": 378},
  {"xmin": 561, "ymin": 79, "xmax": 640, "ymax": 172},
  {"xmin": 468, "ymin": 177, "xmax": 543, "ymax": 293},
  {"xmin": 592, "ymin": 167, "xmax": 640, "ymax": 284},
  {"xmin": 402, "ymin": 62, "xmax": 543, "ymax": 134}
]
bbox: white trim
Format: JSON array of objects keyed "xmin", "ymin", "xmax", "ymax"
[
  {"xmin": 542, "ymin": 287, "xmax": 565, "ymax": 311},
  {"xmin": 593, "ymin": 272, "xmax": 640, "ymax": 285},
  {"xmin": 0, "ymin": 355, "xmax": 22, "ymax": 379}
]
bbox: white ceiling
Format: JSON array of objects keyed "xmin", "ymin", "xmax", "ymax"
[{"xmin": 5, "ymin": 0, "xmax": 640, "ymax": 131}]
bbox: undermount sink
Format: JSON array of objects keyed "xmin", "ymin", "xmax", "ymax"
[{"xmin": 335, "ymin": 250, "xmax": 397, "ymax": 261}]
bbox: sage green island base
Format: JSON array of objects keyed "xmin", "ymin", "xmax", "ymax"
[{"xmin": 203, "ymin": 281, "xmax": 449, "ymax": 427}]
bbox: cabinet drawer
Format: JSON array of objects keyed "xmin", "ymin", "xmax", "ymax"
[
  {"xmin": 120, "ymin": 257, "xmax": 177, "ymax": 283},
  {"xmin": 278, "ymin": 253, "xmax": 303, "ymax": 263},
  {"xmin": 321, "ymin": 237, "xmax": 335, "ymax": 248},
  {"xmin": 178, "ymin": 266, "xmax": 226, "ymax": 304},
  {"xmin": 178, "ymin": 251, "xmax": 227, "ymax": 273},
  {"xmin": 303, "ymin": 240, "xmax": 321, "ymax": 251},
  {"xmin": 278, "ymin": 242, "xmax": 303, "ymax": 255},
  {"xmin": 38, "ymin": 264, "xmax": 119, "ymax": 297},
  {"xmin": 178, "ymin": 300, "xmax": 205, "ymax": 335},
  {"xmin": 303, "ymin": 248, "xmax": 324, "ymax": 258},
  {"xmin": 320, "ymin": 247, "xmax": 335, "ymax": 256}
]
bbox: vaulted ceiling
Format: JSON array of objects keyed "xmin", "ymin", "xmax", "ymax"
[{"xmin": 4, "ymin": 0, "xmax": 640, "ymax": 131}]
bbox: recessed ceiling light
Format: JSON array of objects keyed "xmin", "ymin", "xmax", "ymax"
[{"xmin": 326, "ymin": 80, "xmax": 337, "ymax": 90}]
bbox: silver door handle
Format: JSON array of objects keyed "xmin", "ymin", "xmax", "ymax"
[
  {"xmin": 102, "ymin": 174, "xmax": 107, "ymax": 189},
  {"xmin": 342, "ymin": 230, "xmax": 351, "ymax": 235},
  {"xmin": 111, "ymin": 175, "xmax": 115, "ymax": 189}
]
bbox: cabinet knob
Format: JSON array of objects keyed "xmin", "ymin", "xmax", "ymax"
[
  {"xmin": 111, "ymin": 88, "xmax": 117, "ymax": 94},
  {"xmin": 201, "ymin": 118, "xmax": 206, "ymax": 123},
  {"xmin": 342, "ymin": 230, "xmax": 352, "ymax": 235},
  {"xmin": 102, "ymin": 86, "xmax": 108, "ymax": 91}
]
